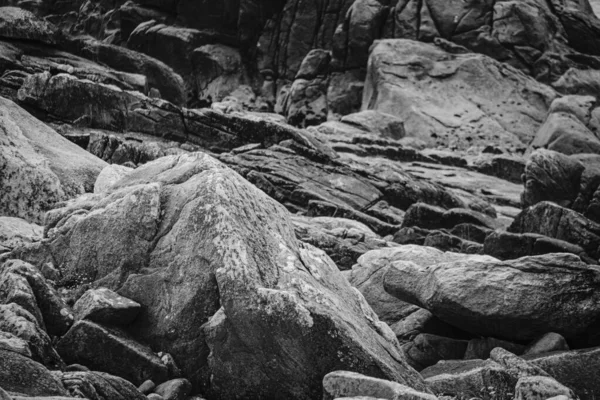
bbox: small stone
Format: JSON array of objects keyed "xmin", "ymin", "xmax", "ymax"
[
  {"xmin": 148, "ymin": 394, "xmax": 165, "ymax": 400},
  {"xmin": 514, "ymin": 376, "xmax": 575, "ymax": 400},
  {"xmin": 138, "ymin": 379, "xmax": 156, "ymax": 394},
  {"xmin": 154, "ymin": 378, "xmax": 192, "ymax": 400}
]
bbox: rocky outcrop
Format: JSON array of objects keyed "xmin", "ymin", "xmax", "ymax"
[
  {"xmin": 0, "ymin": 96, "xmax": 106, "ymax": 223},
  {"xmin": 384, "ymin": 253, "xmax": 600, "ymax": 342},
  {"xmin": 38, "ymin": 153, "xmax": 429, "ymax": 397},
  {"xmin": 362, "ymin": 39, "xmax": 557, "ymax": 150}
]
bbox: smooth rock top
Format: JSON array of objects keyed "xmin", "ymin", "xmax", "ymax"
[
  {"xmin": 73, "ymin": 288, "xmax": 141, "ymax": 325},
  {"xmin": 384, "ymin": 253, "xmax": 600, "ymax": 341}
]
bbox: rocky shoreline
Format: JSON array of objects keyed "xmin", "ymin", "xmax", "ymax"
[{"xmin": 3, "ymin": 0, "xmax": 600, "ymax": 399}]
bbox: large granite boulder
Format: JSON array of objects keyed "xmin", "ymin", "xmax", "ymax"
[
  {"xmin": 362, "ymin": 39, "xmax": 557, "ymax": 150},
  {"xmin": 0, "ymin": 96, "xmax": 106, "ymax": 223},
  {"xmin": 347, "ymin": 246, "xmax": 496, "ymax": 325},
  {"xmin": 384, "ymin": 253, "xmax": 600, "ymax": 342},
  {"xmin": 41, "ymin": 153, "xmax": 429, "ymax": 397}
]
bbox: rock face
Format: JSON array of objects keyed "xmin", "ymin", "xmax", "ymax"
[
  {"xmin": 384, "ymin": 253, "xmax": 600, "ymax": 342},
  {"xmin": 42, "ymin": 153, "xmax": 429, "ymax": 397},
  {"xmin": 362, "ymin": 39, "xmax": 557, "ymax": 150},
  {"xmin": 0, "ymin": 96, "xmax": 107, "ymax": 223}
]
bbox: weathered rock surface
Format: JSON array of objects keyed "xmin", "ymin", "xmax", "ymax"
[
  {"xmin": 60, "ymin": 370, "xmax": 148, "ymax": 400},
  {"xmin": 0, "ymin": 217, "xmax": 42, "ymax": 254},
  {"xmin": 41, "ymin": 153, "xmax": 429, "ymax": 397},
  {"xmin": 0, "ymin": 96, "xmax": 106, "ymax": 223},
  {"xmin": 347, "ymin": 246, "xmax": 495, "ymax": 325},
  {"xmin": 384, "ymin": 253, "xmax": 600, "ymax": 342},
  {"xmin": 362, "ymin": 39, "xmax": 557, "ymax": 150}
]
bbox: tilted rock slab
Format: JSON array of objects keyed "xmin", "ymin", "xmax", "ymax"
[
  {"xmin": 43, "ymin": 152, "xmax": 429, "ymax": 398},
  {"xmin": 0, "ymin": 96, "xmax": 107, "ymax": 223},
  {"xmin": 384, "ymin": 253, "xmax": 600, "ymax": 341}
]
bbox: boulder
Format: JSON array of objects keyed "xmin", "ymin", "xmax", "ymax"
[
  {"xmin": 0, "ymin": 331, "xmax": 31, "ymax": 358},
  {"xmin": 490, "ymin": 348, "xmax": 550, "ymax": 380},
  {"xmin": 0, "ymin": 349, "xmax": 68, "ymax": 397},
  {"xmin": 73, "ymin": 288, "xmax": 141, "ymax": 325},
  {"xmin": 531, "ymin": 111, "xmax": 600, "ymax": 155},
  {"xmin": 384, "ymin": 253, "xmax": 600, "ymax": 342},
  {"xmin": 56, "ymin": 320, "xmax": 168, "ymax": 386},
  {"xmin": 525, "ymin": 347, "xmax": 600, "ymax": 399},
  {"xmin": 43, "ymin": 153, "xmax": 429, "ymax": 397},
  {"xmin": 509, "ymin": 201, "xmax": 600, "ymax": 259},
  {"xmin": 0, "ymin": 96, "xmax": 106, "ymax": 223},
  {"xmin": 347, "ymin": 246, "xmax": 495, "ymax": 325},
  {"xmin": 322, "ymin": 371, "xmax": 436, "ymax": 400},
  {"xmin": 362, "ymin": 39, "xmax": 556, "ymax": 150},
  {"xmin": 401, "ymin": 203, "xmax": 498, "ymax": 231},
  {"xmin": 421, "ymin": 359, "xmax": 515, "ymax": 400},
  {"xmin": 521, "ymin": 149, "xmax": 585, "ymax": 208}
]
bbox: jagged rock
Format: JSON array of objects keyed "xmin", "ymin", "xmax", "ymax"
[
  {"xmin": 0, "ymin": 7, "xmax": 58, "ymax": 45},
  {"xmin": 471, "ymin": 154, "xmax": 526, "ymax": 184},
  {"xmin": 524, "ymin": 333, "xmax": 570, "ymax": 356},
  {"xmin": 0, "ymin": 217, "xmax": 42, "ymax": 253},
  {"xmin": 0, "ymin": 303, "xmax": 63, "ymax": 368},
  {"xmin": 56, "ymin": 320, "xmax": 168, "ymax": 386},
  {"xmin": 384, "ymin": 253, "xmax": 600, "ymax": 342},
  {"xmin": 464, "ymin": 338, "xmax": 525, "ymax": 360},
  {"xmin": 154, "ymin": 378, "xmax": 191, "ymax": 400},
  {"xmin": 322, "ymin": 371, "xmax": 436, "ymax": 400},
  {"xmin": 291, "ymin": 215, "xmax": 388, "ymax": 270},
  {"xmin": 43, "ymin": 153, "xmax": 429, "ymax": 397},
  {"xmin": 421, "ymin": 359, "xmax": 516, "ymax": 400},
  {"xmin": 60, "ymin": 370, "xmax": 148, "ymax": 400},
  {"xmin": 514, "ymin": 376, "xmax": 576, "ymax": 400},
  {"xmin": 0, "ymin": 349, "xmax": 68, "ymax": 397},
  {"xmin": 0, "ymin": 96, "xmax": 106, "ymax": 223},
  {"xmin": 94, "ymin": 165, "xmax": 133, "ymax": 194},
  {"xmin": 525, "ymin": 347, "xmax": 600, "ymax": 399},
  {"xmin": 363, "ymin": 39, "xmax": 556, "ymax": 150},
  {"xmin": 521, "ymin": 149, "xmax": 585, "ymax": 208},
  {"xmin": 402, "ymin": 334, "xmax": 468, "ymax": 371},
  {"xmin": 73, "ymin": 288, "xmax": 140, "ymax": 325},
  {"xmin": 0, "ymin": 260, "xmax": 73, "ymax": 336},
  {"xmin": 509, "ymin": 201, "xmax": 600, "ymax": 259}
]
